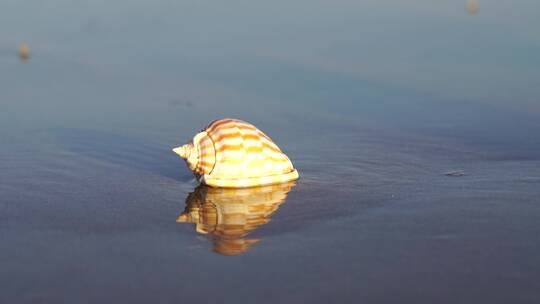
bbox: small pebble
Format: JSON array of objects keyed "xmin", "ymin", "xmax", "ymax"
[
  {"xmin": 466, "ymin": 0, "xmax": 479, "ymax": 15},
  {"xmin": 18, "ymin": 43, "xmax": 30, "ymax": 61}
]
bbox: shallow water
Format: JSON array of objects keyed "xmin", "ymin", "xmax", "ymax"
[{"xmin": 1, "ymin": 0, "xmax": 540, "ymax": 303}]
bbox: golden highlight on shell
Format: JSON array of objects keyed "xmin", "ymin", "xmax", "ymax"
[{"xmin": 173, "ymin": 118, "xmax": 299, "ymax": 188}]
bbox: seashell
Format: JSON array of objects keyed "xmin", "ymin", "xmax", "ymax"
[
  {"xmin": 173, "ymin": 118, "xmax": 299, "ymax": 188},
  {"xmin": 177, "ymin": 181, "xmax": 295, "ymax": 255}
]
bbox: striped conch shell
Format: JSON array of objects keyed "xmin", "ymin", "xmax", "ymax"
[
  {"xmin": 177, "ymin": 181, "xmax": 295, "ymax": 255},
  {"xmin": 173, "ymin": 118, "xmax": 299, "ymax": 188}
]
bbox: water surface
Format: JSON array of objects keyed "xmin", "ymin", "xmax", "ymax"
[{"xmin": 1, "ymin": 0, "xmax": 540, "ymax": 303}]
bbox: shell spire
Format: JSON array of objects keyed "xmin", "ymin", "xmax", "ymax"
[{"xmin": 172, "ymin": 144, "xmax": 192, "ymax": 159}]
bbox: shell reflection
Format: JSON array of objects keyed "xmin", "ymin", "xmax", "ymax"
[{"xmin": 177, "ymin": 182, "xmax": 295, "ymax": 255}]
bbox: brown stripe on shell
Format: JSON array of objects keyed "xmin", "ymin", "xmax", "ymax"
[
  {"xmin": 207, "ymin": 119, "xmax": 266, "ymax": 138},
  {"xmin": 211, "ymin": 152, "xmax": 289, "ymax": 165},
  {"xmin": 210, "ymin": 134, "xmax": 282, "ymax": 154},
  {"xmin": 215, "ymin": 142, "xmax": 245, "ymax": 152},
  {"xmin": 206, "ymin": 119, "xmax": 278, "ymax": 146},
  {"xmin": 198, "ymin": 160, "xmax": 215, "ymax": 168},
  {"xmin": 256, "ymin": 131, "xmax": 280, "ymax": 150},
  {"xmin": 240, "ymin": 133, "xmax": 262, "ymax": 142},
  {"xmin": 206, "ymin": 118, "xmax": 238, "ymax": 132},
  {"xmin": 214, "ymin": 142, "xmax": 281, "ymax": 153},
  {"xmin": 212, "ymin": 131, "xmax": 243, "ymax": 142}
]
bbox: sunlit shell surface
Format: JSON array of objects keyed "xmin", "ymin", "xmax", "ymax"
[
  {"xmin": 177, "ymin": 181, "xmax": 295, "ymax": 255},
  {"xmin": 173, "ymin": 118, "xmax": 299, "ymax": 188}
]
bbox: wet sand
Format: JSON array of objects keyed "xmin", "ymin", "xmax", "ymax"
[{"xmin": 1, "ymin": 0, "xmax": 540, "ymax": 303}]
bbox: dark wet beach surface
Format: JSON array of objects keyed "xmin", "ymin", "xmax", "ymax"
[{"xmin": 1, "ymin": 0, "xmax": 540, "ymax": 303}]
